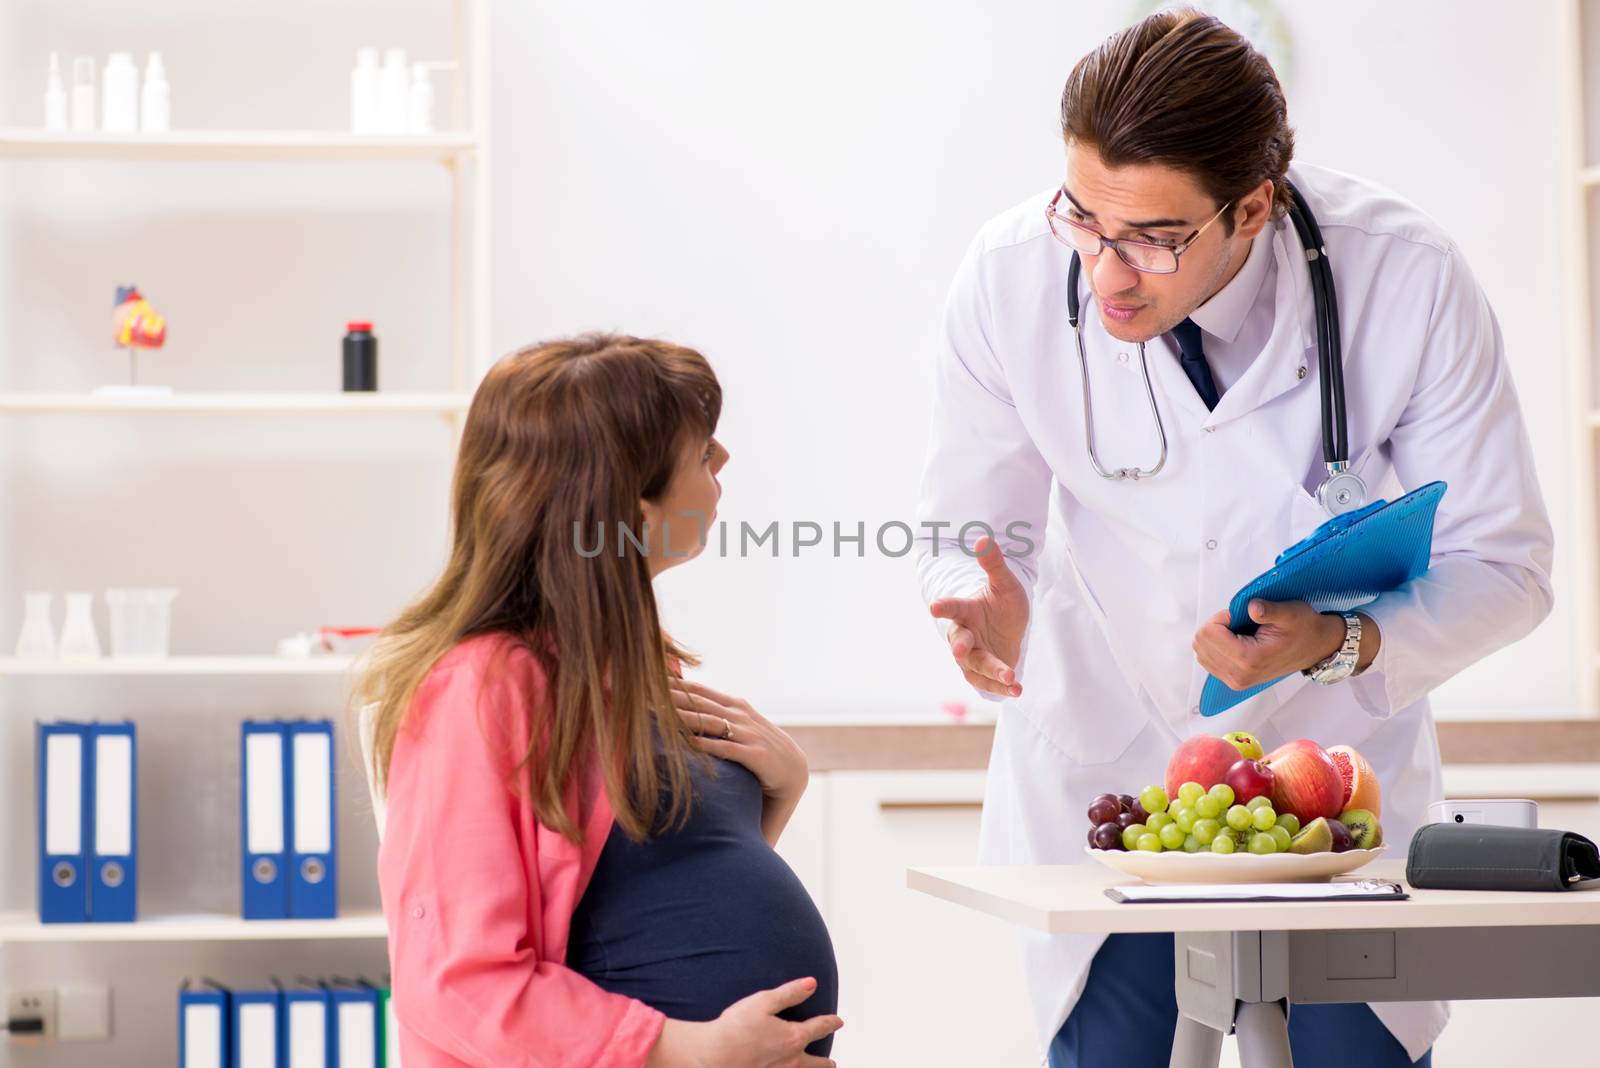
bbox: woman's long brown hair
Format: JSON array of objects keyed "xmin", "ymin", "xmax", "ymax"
[{"xmin": 358, "ymin": 333, "xmax": 721, "ymax": 843}]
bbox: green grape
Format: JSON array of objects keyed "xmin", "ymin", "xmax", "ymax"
[
  {"xmin": 1121, "ymin": 823, "xmax": 1147, "ymax": 851},
  {"xmin": 1225, "ymin": 804, "xmax": 1253, "ymax": 831},
  {"xmin": 1269, "ymin": 825, "xmax": 1292, "ymax": 851},
  {"xmin": 1193, "ymin": 818, "xmax": 1221, "ymax": 845},
  {"xmin": 1136, "ymin": 833, "xmax": 1163, "ymax": 852},
  {"xmin": 1247, "ymin": 795, "xmax": 1274, "ymax": 812},
  {"xmin": 1194, "ymin": 795, "xmax": 1223, "ymax": 820},
  {"xmin": 1159, "ymin": 823, "xmax": 1186, "ymax": 850},
  {"xmin": 1182, "ymin": 833, "xmax": 1203, "ymax": 853},
  {"xmin": 1251, "ymin": 806, "xmax": 1277, "ymax": 831},
  {"xmin": 1276, "ymin": 813, "xmax": 1301, "ymax": 837},
  {"xmin": 1172, "ymin": 806, "xmax": 1197, "ymax": 833},
  {"xmin": 1210, "ymin": 833, "xmax": 1236, "ymax": 854},
  {"xmin": 1207, "ymin": 783, "xmax": 1235, "ymax": 809},
  {"xmin": 1139, "ymin": 785, "xmax": 1170, "ymax": 815},
  {"xmin": 1146, "ymin": 812, "xmax": 1174, "ymax": 833},
  {"xmin": 1248, "ymin": 831, "xmax": 1278, "ymax": 855},
  {"xmin": 1177, "ymin": 781, "xmax": 1205, "ymax": 806}
]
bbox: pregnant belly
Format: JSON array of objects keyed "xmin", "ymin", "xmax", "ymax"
[{"xmin": 568, "ymin": 843, "xmax": 837, "ymax": 1051}]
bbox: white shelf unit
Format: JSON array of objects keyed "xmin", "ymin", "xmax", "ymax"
[
  {"xmin": 0, "ymin": 0, "xmax": 491, "ymax": 953},
  {"xmin": 0, "ymin": 6, "xmax": 489, "ymax": 414},
  {"xmin": 0, "ymin": 129, "xmax": 477, "ymax": 164},
  {"xmin": 0, "ymin": 656, "xmax": 356, "ymax": 677},
  {"xmin": 0, "ymin": 912, "xmax": 387, "ymax": 943},
  {"xmin": 1565, "ymin": 0, "xmax": 1600, "ymax": 711},
  {"xmin": 0, "ymin": 392, "xmax": 470, "ymax": 415}
]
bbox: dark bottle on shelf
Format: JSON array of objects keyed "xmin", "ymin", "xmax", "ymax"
[{"xmin": 342, "ymin": 321, "xmax": 378, "ymax": 392}]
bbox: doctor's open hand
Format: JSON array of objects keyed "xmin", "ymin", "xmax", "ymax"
[
  {"xmin": 930, "ymin": 535, "xmax": 1027, "ymax": 698},
  {"xmin": 1192, "ymin": 599, "xmax": 1380, "ymax": 691}
]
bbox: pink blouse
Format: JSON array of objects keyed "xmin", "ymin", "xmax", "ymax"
[{"xmin": 378, "ymin": 633, "xmax": 667, "ymax": 1066}]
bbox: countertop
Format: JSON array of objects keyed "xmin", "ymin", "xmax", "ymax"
[{"xmin": 784, "ymin": 719, "xmax": 1600, "ymax": 774}]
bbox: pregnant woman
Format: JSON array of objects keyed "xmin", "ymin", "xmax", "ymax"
[{"xmin": 364, "ymin": 333, "xmax": 841, "ymax": 1067}]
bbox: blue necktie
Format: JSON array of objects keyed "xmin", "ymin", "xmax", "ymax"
[{"xmin": 1170, "ymin": 317, "xmax": 1220, "ymax": 411}]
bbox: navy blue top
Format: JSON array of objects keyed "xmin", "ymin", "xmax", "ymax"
[{"xmin": 567, "ymin": 753, "xmax": 838, "ymax": 1056}]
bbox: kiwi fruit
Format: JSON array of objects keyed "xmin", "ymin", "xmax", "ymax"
[
  {"xmin": 1339, "ymin": 808, "xmax": 1383, "ymax": 850},
  {"xmin": 1288, "ymin": 817, "xmax": 1333, "ymax": 854}
]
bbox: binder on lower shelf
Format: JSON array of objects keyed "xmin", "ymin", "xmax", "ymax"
[
  {"xmin": 178, "ymin": 979, "xmax": 231, "ymax": 1068},
  {"xmin": 289, "ymin": 720, "xmax": 338, "ymax": 920},
  {"xmin": 232, "ymin": 985, "xmax": 282, "ymax": 1068},
  {"xmin": 90, "ymin": 721, "xmax": 138, "ymax": 922},
  {"xmin": 242, "ymin": 720, "xmax": 291, "ymax": 920},
  {"xmin": 37, "ymin": 721, "xmax": 90, "ymax": 923},
  {"xmin": 330, "ymin": 979, "xmax": 381, "ymax": 1068},
  {"xmin": 380, "ymin": 985, "xmax": 400, "ymax": 1068},
  {"xmin": 285, "ymin": 980, "xmax": 332, "ymax": 1068}
]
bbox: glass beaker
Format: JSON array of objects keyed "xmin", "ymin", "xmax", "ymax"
[
  {"xmin": 58, "ymin": 592, "xmax": 102, "ymax": 659},
  {"xmin": 15, "ymin": 592, "xmax": 57, "ymax": 658},
  {"xmin": 106, "ymin": 587, "xmax": 177, "ymax": 657}
]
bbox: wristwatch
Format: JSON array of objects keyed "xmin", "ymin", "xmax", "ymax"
[{"xmin": 1303, "ymin": 611, "xmax": 1361, "ymax": 685}]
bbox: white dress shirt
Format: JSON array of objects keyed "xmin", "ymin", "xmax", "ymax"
[{"xmin": 1173, "ymin": 217, "xmax": 1277, "ymax": 396}]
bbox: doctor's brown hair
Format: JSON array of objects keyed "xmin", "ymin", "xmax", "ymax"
[
  {"xmin": 358, "ymin": 332, "xmax": 720, "ymax": 844},
  {"xmin": 1060, "ymin": 8, "xmax": 1295, "ymax": 227}
]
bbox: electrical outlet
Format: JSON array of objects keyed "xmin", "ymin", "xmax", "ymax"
[{"xmin": 4, "ymin": 987, "xmax": 57, "ymax": 1043}]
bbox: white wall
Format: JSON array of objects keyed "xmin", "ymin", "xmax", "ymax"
[
  {"xmin": 492, "ymin": 0, "xmax": 1577, "ymax": 718},
  {"xmin": 0, "ymin": 1, "xmax": 1583, "ymax": 1064}
]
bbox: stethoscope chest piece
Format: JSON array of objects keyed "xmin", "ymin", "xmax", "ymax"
[{"xmin": 1316, "ymin": 466, "xmax": 1368, "ymax": 516}]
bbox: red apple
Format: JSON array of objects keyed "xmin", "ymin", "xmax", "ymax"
[
  {"xmin": 1165, "ymin": 735, "xmax": 1243, "ymax": 798},
  {"xmin": 1224, "ymin": 758, "xmax": 1275, "ymax": 804},
  {"xmin": 1264, "ymin": 740, "xmax": 1346, "ymax": 824}
]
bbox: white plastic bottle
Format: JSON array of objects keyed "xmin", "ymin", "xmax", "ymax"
[
  {"xmin": 141, "ymin": 52, "xmax": 170, "ymax": 131},
  {"xmin": 44, "ymin": 52, "xmax": 68, "ymax": 131},
  {"xmin": 101, "ymin": 51, "xmax": 139, "ymax": 133},
  {"xmin": 408, "ymin": 63, "xmax": 434, "ymax": 133},
  {"xmin": 379, "ymin": 48, "xmax": 409, "ymax": 134},
  {"xmin": 350, "ymin": 47, "xmax": 379, "ymax": 134},
  {"xmin": 70, "ymin": 56, "xmax": 97, "ymax": 131}
]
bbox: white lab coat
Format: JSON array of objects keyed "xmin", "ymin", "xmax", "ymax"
[{"xmin": 915, "ymin": 163, "xmax": 1554, "ymax": 1063}]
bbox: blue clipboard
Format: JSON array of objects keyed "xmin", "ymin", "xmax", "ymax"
[{"xmin": 1198, "ymin": 480, "xmax": 1446, "ymax": 717}]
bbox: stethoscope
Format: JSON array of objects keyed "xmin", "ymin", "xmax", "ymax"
[{"xmin": 1065, "ymin": 180, "xmax": 1367, "ymax": 517}]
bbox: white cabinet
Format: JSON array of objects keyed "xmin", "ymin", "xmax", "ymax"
[{"xmin": 821, "ymin": 770, "xmax": 1039, "ymax": 1068}]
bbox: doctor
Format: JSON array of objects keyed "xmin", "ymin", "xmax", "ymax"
[{"xmin": 915, "ymin": 9, "xmax": 1553, "ymax": 1068}]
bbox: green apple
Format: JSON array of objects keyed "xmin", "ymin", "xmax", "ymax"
[{"xmin": 1222, "ymin": 731, "xmax": 1264, "ymax": 761}]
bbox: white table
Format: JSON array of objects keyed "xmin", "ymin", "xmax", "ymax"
[{"xmin": 908, "ymin": 860, "xmax": 1600, "ymax": 1067}]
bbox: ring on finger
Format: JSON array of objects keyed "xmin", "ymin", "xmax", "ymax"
[{"xmin": 720, "ymin": 716, "xmax": 733, "ymax": 740}]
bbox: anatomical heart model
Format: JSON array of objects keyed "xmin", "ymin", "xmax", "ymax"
[{"xmin": 107, "ymin": 284, "xmax": 169, "ymax": 393}]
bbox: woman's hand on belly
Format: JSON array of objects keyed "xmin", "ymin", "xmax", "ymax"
[
  {"xmin": 671, "ymin": 678, "xmax": 809, "ymax": 846},
  {"xmin": 646, "ymin": 977, "xmax": 842, "ymax": 1068}
]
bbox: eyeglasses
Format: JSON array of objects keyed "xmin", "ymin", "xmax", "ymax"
[{"xmin": 1046, "ymin": 189, "xmax": 1233, "ymax": 275}]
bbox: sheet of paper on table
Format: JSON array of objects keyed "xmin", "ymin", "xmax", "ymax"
[{"xmin": 1106, "ymin": 879, "xmax": 1408, "ymax": 904}]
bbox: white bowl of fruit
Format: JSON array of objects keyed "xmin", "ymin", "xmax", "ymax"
[{"xmin": 1084, "ymin": 731, "xmax": 1386, "ymax": 884}]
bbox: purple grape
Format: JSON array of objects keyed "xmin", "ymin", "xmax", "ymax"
[
  {"xmin": 1118, "ymin": 794, "xmax": 1136, "ymax": 813},
  {"xmin": 1087, "ymin": 795, "xmax": 1121, "ymax": 826},
  {"xmin": 1088, "ymin": 825, "xmax": 1099, "ymax": 847},
  {"xmin": 1115, "ymin": 811, "xmax": 1140, "ymax": 830},
  {"xmin": 1092, "ymin": 822, "xmax": 1125, "ymax": 851},
  {"xmin": 1129, "ymin": 800, "xmax": 1150, "ymax": 824}
]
